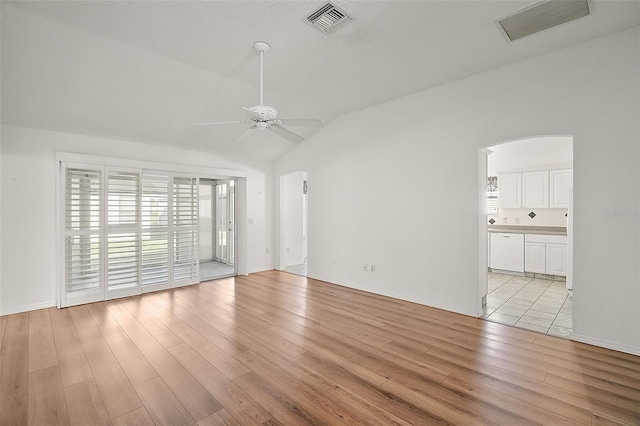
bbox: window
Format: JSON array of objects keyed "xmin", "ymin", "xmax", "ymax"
[{"xmin": 487, "ymin": 176, "xmax": 498, "ymax": 215}]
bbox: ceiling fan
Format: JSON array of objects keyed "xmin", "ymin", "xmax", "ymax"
[{"xmin": 196, "ymin": 41, "xmax": 324, "ymax": 144}]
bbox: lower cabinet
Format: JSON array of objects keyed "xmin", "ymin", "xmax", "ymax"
[
  {"xmin": 546, "ymin": 243, "xmax": 568, "ymax": 276},
  {"xmin": 525, "ymin": 234, "xmax": 567, "ymax": 276},
  {"xmin": 524, "ymin": 242, "xmax": 546, "ymax": 274}
]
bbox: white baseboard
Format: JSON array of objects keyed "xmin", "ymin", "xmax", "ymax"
[
  {"xmin": 1, "ymin": 300, "xmax": 57, "ymax": 316},
  {"xmin": 570, "ymin": 332, "xmax": 640, "ymax": 356}
]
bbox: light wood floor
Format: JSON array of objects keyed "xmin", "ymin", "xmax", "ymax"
[{"xmin": 1, "ymin": 271, "xmax": 639, "ymax": 425}]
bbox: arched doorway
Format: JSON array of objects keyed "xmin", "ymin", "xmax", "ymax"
[{"xmin": 479, "ymin": 136, "xmax": 574, "ymax": 338}]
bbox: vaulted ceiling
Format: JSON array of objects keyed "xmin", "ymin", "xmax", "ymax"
[{"xmin": 2, "ymin": 1, "xmax": 638, "ymax": 161}]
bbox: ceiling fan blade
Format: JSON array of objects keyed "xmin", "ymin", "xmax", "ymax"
[
  {"xmin": 232, "ymin": 127, "xmax": 256, "ymax": 144},
  {"xmin": 194, "ymin": 120, "xmax": 247, "ymax": 126},
  {"xmin": 241, "ymin": 107, "xmax": 263, "ymax": 120},
  {"xmin": 269, "ymin": 124, "xmax": 304, "ymax": 144},
  {"xmin": 277, "ymin": 118, "xmax": 324, "ymax": 127}
]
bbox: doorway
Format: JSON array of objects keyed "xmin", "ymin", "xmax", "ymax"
[
  {"xmin": 479, "ymin": 136, "xmax": 574, "ymax": 338},
  {"xmin": 279, "ymin": 171, "xmax": 308, "ymax": 276},
  {"xmin": 199, "ymin": 178, "xmax": 236, "ymax": 281}
]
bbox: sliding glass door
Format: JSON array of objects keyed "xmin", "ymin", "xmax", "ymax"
[{"xmin": 215, "ymin": 180, "xmax": 235, "ymax": 266}]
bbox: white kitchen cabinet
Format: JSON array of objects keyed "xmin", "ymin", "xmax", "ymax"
[
  {"xmin": 498, "ymin": 173, "xmax": 521, "ymax": 209},
  {"xmin": 525, "ymin": 234, "xmax": 568, "ymax": 276},
  {"xmin": 546, "ymin": 243, "xmax": 568, "ymax": 276},
  {"xmin": 524, "ymin": 242, "xmax": 546, "ymax": 274},
  {"xmin": 550, "ymin": 169, "xmax": 573, "ymax": 208},
  {"xmin": 522, "ymin": 171, "xmax": 549, "ymax": 208},
  {"xmin": 490, "ymin": 232, "xmax": 524, "ymax": 272}
]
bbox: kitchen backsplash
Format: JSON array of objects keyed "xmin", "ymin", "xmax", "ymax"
[{"xmin": 488, "ymin": 208, "xmax": 568, "ymax": 227}]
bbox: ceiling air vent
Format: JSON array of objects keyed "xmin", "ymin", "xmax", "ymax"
[
  {"xmin": 497, "ymin": 0, "xmax": 592, "ymax": 42},
  {"xmin": 305, "ymin": 2, "xmax": 353, "ymax": 34}
]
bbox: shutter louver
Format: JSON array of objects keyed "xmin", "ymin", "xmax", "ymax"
[
  {"xmin": 108, "ymin": 233, "xmax": 139, "ymax": 289},
  {"xmin": 173, "ymin": 177, "xmax": 198, "ymax": 283},
  {"xmin": 65, "ymin": 169, "xmax": 102, "ymax": 293},
  {"xmin": 107, "ymin": 171, "xmax": 140, "ymax": 291},
  {"xmin": 142, "ymin": 175, "xmax": 169, "ymax": 287}
]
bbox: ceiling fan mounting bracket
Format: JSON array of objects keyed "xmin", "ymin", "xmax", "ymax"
[{"xmin": 253, "ymin": 41, "xmax": 270, "ymax": 53}]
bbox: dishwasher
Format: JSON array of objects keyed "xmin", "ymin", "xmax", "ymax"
[{"xmin": 490, "ymin": 232, "xmax": 524, "ymax": 273}]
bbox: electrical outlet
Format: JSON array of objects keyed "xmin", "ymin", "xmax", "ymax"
[
  {"xmin": 503, "ymin": 217, "xmax": 508, "ymax": 224},
  {"xmin": 370, "ymin": 265, "xmax": 376, "ymax": 273},
  {"xmin": 363, "ymin": 263, "xmax": 368, "ymax": 272},
  {"xmin": 515, "ymin": 217, "xmax": 520, "ymax": 224}
]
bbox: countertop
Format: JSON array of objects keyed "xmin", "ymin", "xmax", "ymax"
[{"xmin": 487, "ymin": 225, "xmax": 567, "ymax": 236}]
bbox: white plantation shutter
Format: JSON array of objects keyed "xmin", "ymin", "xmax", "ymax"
[
  {"xmin": 107, "ymin": 170, "xmax": 140, "ymax": 296},
  {"xmin": 61, "ymin": 163, "xmax": 202, "ymax": 306},
  {"xmin": 65, "ymin": 168, "xmax": 102, "ymax": 295},
  {"xmin": 173, "ymin": 177, "xmax": 198, "ymax": 284},
  {"xmin": 141, "ymin": 174, "xmax": 170, "ymax": 288}
]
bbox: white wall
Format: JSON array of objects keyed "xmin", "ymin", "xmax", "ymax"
[
  {"xmin": 0, "ymin": 125, "xmax": 274, "ymax": 315},
  {"xmin": 275, "ymin": 27, "xmax": 640, "ymax": 355},
  {"xmin": 281, "ymin": 171, "xmax": 306, "ymax": 267}
]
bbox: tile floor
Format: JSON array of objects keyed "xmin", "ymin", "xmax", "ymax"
[
  {"xmin": 483, "ymin": 271, "xmax": 572, "ymax": 338},
  {"xmin": 282, "ymin": 258, "xmax": 308, "ymax": 277},
  {"xmin": 199, "ymin": 260, "xmax": 235, "ymax": 281}
]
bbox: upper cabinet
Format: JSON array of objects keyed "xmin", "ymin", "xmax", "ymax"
[
  {"xmin": 549, "ymin": 169, "xmax": 573, "ymax": 208},
  {"xmin": 522, "ymin": 171, "xmax": 549, "ymax": 208},
  {"xmin": 497, "ymin": 173, "xmax": 521, "ymax": 209},
  {"xmin": 498, "ymin": 169, "xmax": 571, "ymax": 209}
]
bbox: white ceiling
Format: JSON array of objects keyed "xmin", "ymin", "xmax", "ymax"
[{"xmin": 2, "ymin": 1, "xmax": 639, "ymax": 161}]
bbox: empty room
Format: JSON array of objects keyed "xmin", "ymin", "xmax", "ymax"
[{"xmin": 1, "ymin": 1, "xmax": 639, "ymax": 425}]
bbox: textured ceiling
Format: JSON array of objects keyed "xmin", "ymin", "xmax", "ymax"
[{"xmin": 2, "ymin": 1, "xmax": 639, "ymax": 161}]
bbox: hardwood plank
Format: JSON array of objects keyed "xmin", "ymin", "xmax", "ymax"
[
  {"xmin": 232, "ymin": 371, "xmax": 320, "ymax": 425},
  {"xmin": 28, "ymin": 365, "xmax": 70, "ymax": 425},
  {"xmin": 69, "ymin": 305, "xmax": 103, "ymax": 343},
  {"xmin": 120, "ymin": 298, "xmax": 184, "ymax": 348},
  {"xmin": 233, "ymin": 350, "xmax": 363, "ymax": 425},
  {"xmin": 51, "ymin": 325, "xmax": 94, "ymax": 387},
  {"xmin": 64, "ymin": 379, "xmax": 111, "ymax": 426},
  {"xmin": 28, "ymin": 310, "xmax": 59, "ymax": 372},
  {"xmin": 0, "ymin": 349, "xmax": 29, "ymax": 425},
  {"xmin": 0, "ymin": 316, "xmax": 7, "ymax": 351},
  {"xmin": 48, "ymin": 307, "xmax": 74, "ymax": 330},
  {"xmin": 442, "ymin": 374, "xmax": 584, "ymax": 426},
  {"xmin": 111, "ymin": 407, "xmax": 155, "ymax": 426},
  {"xmin": 136, "ymin": 339, "xmax": 223, "ymax": 421},
  {"xmin": 321, "ymin": 385, "xmax": 414, "ymax": 426},
  {"xmin": 1, "ymin": 312, "xmax": 29, "ymax": 353},
  {"xmin": 197, "ymin": 409, "xmax": 241, "ymax": 426},
  {"xmin": 170, "ymin": 322, "xmax": 250, "ymax": 380},
  {"xmin": 87, "ymin": 302, "xmax": 158, "ymax": 385},
  {"xmin": 104, "ymin": 302, "xmax": 154, "ymax": 345},
  {"xmin": 296, "ymin": 351, "xmax": 453, "ymax": 425},
  {"xmin": 81, "ymin": 338, "xmax": 144, "ymax": 419},
  {"xmin": 134, "ymin": 377, "xmax": 196, "ymax": 426},
  {"xmin": 167, "ymin": 343, "xmax": 272, "ymax": 425}
]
